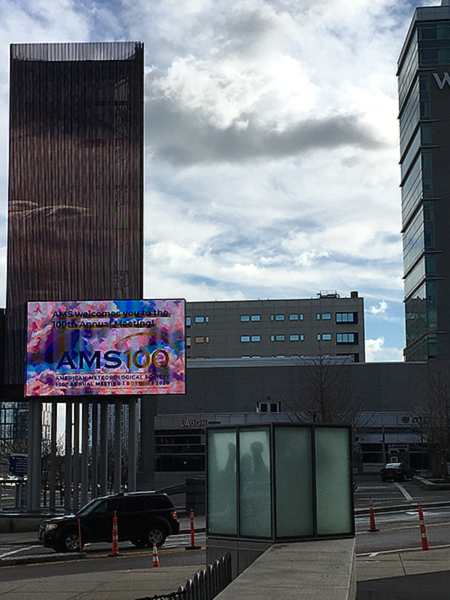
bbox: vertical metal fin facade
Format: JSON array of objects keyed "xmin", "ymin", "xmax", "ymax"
[{"xmin": 6, "ymin": 42, "xmax": 144, "ymax": 385}]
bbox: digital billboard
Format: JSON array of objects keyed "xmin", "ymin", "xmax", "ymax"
[{"xmin": 25, "ymin": 299, "xmax": 185, "ymax": 397}]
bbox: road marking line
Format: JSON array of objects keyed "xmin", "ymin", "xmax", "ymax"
[
  {"xmin": 394, "ymin": 482, "xmax": 413, "ymax": 501},
  {"xmin": 357, "ymin": 543, "xmax": 450, "ymax": 557},
  {"xmin": 0, "ymin": 545, "xmax": 41, "ymax": 558}
]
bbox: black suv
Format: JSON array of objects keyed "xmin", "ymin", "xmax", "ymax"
[
  {"xmin": 39, "ymin": 491, "xmax": 179, "ymax": 552},
  {"xmin": 380, "ymin": 462, "xmax": 416, "ymax": 482}
]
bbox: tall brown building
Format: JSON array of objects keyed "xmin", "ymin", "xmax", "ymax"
[{"xmin": 6, "ymin": 42, "xmax": 144, "ymax": 386}]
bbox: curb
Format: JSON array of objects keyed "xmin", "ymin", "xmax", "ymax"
[
  {"xmin": 355, "ymin": 500, "xmax": 450, "ymax": 516},
  {"xmin": 0, "ymin": 551, "xmax": 86, "ymax": 566}
]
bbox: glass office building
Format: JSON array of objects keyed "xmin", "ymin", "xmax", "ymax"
[
  {"xmin": 6, "ymin": 42, "xmax": 144, "ymax": 385},
  {"xmin": 398, "ymin": 3, "xmax": 450, "ymax": 360}
]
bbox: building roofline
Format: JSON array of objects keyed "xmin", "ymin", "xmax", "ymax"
[{"xmin": 398, "ymin": 6, "xmax": 450, "ymax": 71}]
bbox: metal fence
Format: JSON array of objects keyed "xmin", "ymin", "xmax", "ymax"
[{"xmin": 137, "ymin": 551, "xmax": 232, "ymax": 600}]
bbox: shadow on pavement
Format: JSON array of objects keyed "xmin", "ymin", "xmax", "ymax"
[{"xmin": 357, "ymin": 570, "xmax": 450, "ymax": 599}]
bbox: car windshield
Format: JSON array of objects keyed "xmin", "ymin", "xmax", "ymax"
[{"xmin": 76, "ymin": 498, "xmax": 104, "ymax": 517}]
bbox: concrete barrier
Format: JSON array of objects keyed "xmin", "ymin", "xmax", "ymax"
[
  {"xmin": 0, "ymin": 514, "xmax": 44, "ymax": 533},
  {"xmin": 214, "ymin": 538, "xmax": 356, "ymax": 600}
]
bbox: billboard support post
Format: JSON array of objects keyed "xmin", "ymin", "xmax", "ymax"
[
  {"xmin": 64, "ymin": 403, "xmax": 72, "ymax": 512},
  {"xmin": 128, "ymin": 398, "xmax": 138, "ymax": 492},
  {"xmin": 114, "ymin": 403, "xmax": 122, "ymax": 494},
  {"xmin": 73, "ymin": 402, "xmax": 80, "ymax": 512},
  {"xmin": 28, "ymin": 400, "xmax": 42, "ymax": 511},
  {"xmin": 137, "ymin": 397, "xmax": 157, "ymax": 491},
  {"xmin": 81, "ymin": 401, "xmax": 89, "ymax": 507},
  {"xmin": 100, "ymin": 401, "xmax": 108, "ymax": 496},
  {"xmin": 50, "ymin": 401, "xmax": 57, "ymax": 512},
  {"xmin": 92, "ymin": 403, "xmax": 99, "ymax": 499}
]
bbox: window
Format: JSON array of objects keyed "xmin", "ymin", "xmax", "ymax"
[
  {"xmin": 241, "ymin": 335, "xmax": 250, "ymax": 342},
  {"xmin": 186, "ymin": 316, "xmax": 191, "ymax": 327},
  {"xmin": 155, "ymin": 428, "xmax": 206, "ymax": 472},
  {"xmin": 251, "ymin": 315, "xmax": 260, "ymax": 321},
  {"xmin": 194, "ymin": 315, "xmax": 209, "ymax": 323},
  {"xmin": 275, "ymin": 334, "xmax": 285, "ymax": 341},
  {"xmin": 290, "ymin": 334, "xmax": 300, "ymax": 341},
  {"xmin": 186, "ymin": 336, "xmax": 191, "ymax": 347},
  {"xmin": 241, "ymin": 315, "xmax": 250, "ymax": 322},
  {"xmin": 337, "ymin": 333, "xmax": 358, "ymax": 344},
  {"xmin": 256, "ymin": 401, "xmax": 281, "ymax": 413},
  {"xmin": 336, "ymin": 312, "xmax": 357, "ymax": 323},
  {"xmin": 322, "ymin": 334, "xmax": 332, "ymax": 341},
  {"xmin": 251, "ymin": 335, "xmax": 261, "ymax": 342},
  {"xmin": 271, "ymin": 314, "xmax": 285, "ymax": 321},
  {"xmin": 195, "ymin": 336, "xmax": 209, "ymax": 343},
  {"xmin": 316, "ymin": 313, "xmax": 320, "ymax": 320},
  {"xmin": 289, "ymin": 313, "xmax": 299, "ymax": 321},
  {"xmin": 322, "ymin": 313, "xmax": 331, "ymax": 320}
]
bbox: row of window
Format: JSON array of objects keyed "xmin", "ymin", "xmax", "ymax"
[
  {"xmin": 187, "ymin": 312, "xmax": 357, "ymax": 326},
  {"xmin": 242, "ymin": 333, "xmax": 358, "ymax": 344},
  {"xmin": 240, "ymin": 353, "xmax": 360, "ymax": 360},
  {"xmin": 189, "ymin": 333, "xmax": 359, "ymax": 345}
]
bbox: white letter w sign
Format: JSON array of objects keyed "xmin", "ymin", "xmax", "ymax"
[{"xmin": 433, "ymin": 72, "xmax": 450, "ymax": 89}]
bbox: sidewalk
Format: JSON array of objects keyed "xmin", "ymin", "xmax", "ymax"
[{"xmin": 0, "ymin": 565, "xmax": 206, "ymax": 600}]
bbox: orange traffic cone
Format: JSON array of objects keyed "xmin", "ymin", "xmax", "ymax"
[
  {"xmin": 111, "ymin": 510, "xmax": 119, "ymax": 556},
  {"xmin": 152, "ymin": 543, "xmax": 160, "ymax": 567},
  {"xmin": 418, "ymin": 503, "xmax": 430, "ymax": 551},
  {"xmin": 368, "ymin": 496, "xmax": 379, "ymax": 532}
]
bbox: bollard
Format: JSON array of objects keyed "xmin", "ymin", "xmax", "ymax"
[
  {"xmin": 78, "ymin": 518, "xmax": 83, "ymax": 551},
  {"xmin": 152, "ymin": 542, "xmax": 160, "ymax": 567},
  {"xmin": 368, "ymin": 496, "xmax": 379, "ymax": 532},
  {"xmin": 418, "ymin": 503, "xmax": 430, "ymax": 551},
  {"xmin": 185, "ymin": 508, "xmax": 201, "ymax": 550},
  {"xmin": 111, "ymin": 510, "xmax": 119, "ymax": 556}
]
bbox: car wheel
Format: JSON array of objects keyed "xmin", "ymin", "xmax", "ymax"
[
  {"xmin": 145, "ymin": 525, "xmax": 166, "ymax": 548},
  {"xmin": 58, "ymin": 531, "xmax": 83, "ymax": 553}
]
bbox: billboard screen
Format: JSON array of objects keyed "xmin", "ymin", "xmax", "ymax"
[{"xmin": 25, "ymin": 299, "xmax": 185, "ymax": 397}]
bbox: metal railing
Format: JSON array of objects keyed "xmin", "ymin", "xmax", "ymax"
[{"xmin": 137, "ymin": 551, "xmax": 232, "ymax": 600}]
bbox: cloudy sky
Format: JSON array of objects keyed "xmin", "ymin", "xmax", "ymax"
[{"xmin": 0, "ymin": 0, "xmax": 436, "ymax": 362}]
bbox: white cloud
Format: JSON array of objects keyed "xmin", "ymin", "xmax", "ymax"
[
  {"xmin": 369, "ymin": 301, "xmax": 388, "ymax": 315},
  {"xmin": 0, "ymin": 0, "xmax": 427, "ymax": 359},
  {"xmin": 366, "ymin": 337, "xmax": 404, "ymax": 362}
]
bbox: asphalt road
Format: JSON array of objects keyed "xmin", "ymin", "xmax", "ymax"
[
  {"xmin": 2, "ymin": 476, "xmax": 450, "ymax": 587},
  {"xmin": 354, "ymin": 476, "xmax": 450, "ymax": 512},
  {"xmin": 356, "ymin": 505, "xmax": 450, "ymax": 554}
]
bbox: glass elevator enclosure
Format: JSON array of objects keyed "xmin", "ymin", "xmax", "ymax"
[{"xmin": 207, "ymin": 424, "xmax": 354, "ymax": 541}]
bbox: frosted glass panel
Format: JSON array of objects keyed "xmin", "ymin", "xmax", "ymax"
[
  {"xmin": 275, "ymin": 427, "xmax": 314, "ymax": 537},
  {"xmin": 207, "ymin": 429, "xmax": 237, "ymax": 535},
  {"xmin": 315, "ymin": 428, "xmax": 352, "ymax": 535},
  {"xmin": 239, "ymin": 428, "xmax": 271, "ymax": 537}
]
